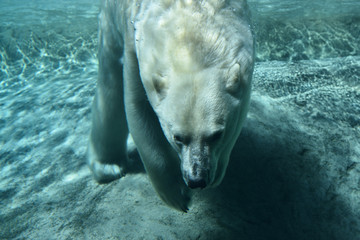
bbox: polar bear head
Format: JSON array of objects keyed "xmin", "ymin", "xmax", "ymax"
[{"xmin": 135, "ymin": 2, "xmax": 254, "ymax": 189}]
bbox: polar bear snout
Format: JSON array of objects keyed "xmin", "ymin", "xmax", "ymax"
[
  {"xmin": 186, "ymin": 174, "xmax": 207, "ymax": 189},
  {"xmin": 181, "ymin": 145, "xmax": 211, "ymax": 189},
  {"xmin": 183, "ymin": 165, "xmax": 209, "ymax": 189}
]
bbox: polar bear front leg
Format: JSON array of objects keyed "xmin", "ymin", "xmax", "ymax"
[
  {"xmin": 87, "ymin": 10, "xmax": 129, "ymax": 183},
  {"xmin": 123, "ymin": 51, "xmax": 190, "ymax": 212}
]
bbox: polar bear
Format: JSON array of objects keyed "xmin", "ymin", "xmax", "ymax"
[{"xmin": 88, "ymin": 0, "xmax": 254, "ymax": 212}]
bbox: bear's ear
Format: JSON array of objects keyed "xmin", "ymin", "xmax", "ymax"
[
  {"xmin": 226, "ymin": 63, "xmax": 242, "ymax": 95},
  {"xmin": 152, "ymin": 74, "xmax": 168, "ymax": 100}
]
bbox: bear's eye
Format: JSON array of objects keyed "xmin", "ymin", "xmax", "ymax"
[
  {"xmin": 173, "ymin": 134, "xmax": 188, "ymax": 146},
  {"xmin": 206, "ymin": 130, "xmax": 223, "ymax": 142}
]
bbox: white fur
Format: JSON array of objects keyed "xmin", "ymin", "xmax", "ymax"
[{"xmin": 88, "ymin": 0, "xmax": 254, "ymax": 211}]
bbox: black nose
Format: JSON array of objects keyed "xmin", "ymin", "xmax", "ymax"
[{"xmin": 187, "ymin": 178, "xmax": 207, "ymax": 189}]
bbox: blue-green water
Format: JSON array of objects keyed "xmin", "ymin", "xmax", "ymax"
[{"xmin": 1, "ymin": 1, "xmax": 359, "ymax": 239}]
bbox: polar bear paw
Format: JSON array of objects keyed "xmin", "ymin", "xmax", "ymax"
[
  {"xmin": 87, "ymin": 142, "xmax": 125, "ymax": 184},
  {"xmin": 89, "ymin": 159, "xmax": 125, "ymax": 184}
]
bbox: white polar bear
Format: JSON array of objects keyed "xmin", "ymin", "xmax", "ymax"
[{"xmin": 88, "ymin": 0, "xmax": 254, "ymax": 212}]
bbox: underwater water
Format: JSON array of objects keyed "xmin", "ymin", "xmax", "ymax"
[{"xmin": 0, "ymin": 0, "xmax": 359, "ymax": 239}]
